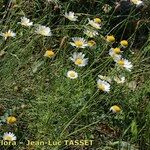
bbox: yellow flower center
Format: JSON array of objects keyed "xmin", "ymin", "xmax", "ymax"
[
  {"xmin": 40, "ymin": 29, "xmax": 46, "ymax": 35},
  {"xmin": 106, "ymin": 35, "xmax": 115, "ymax": 42},
  {"xmin": 88, "ymin": 40, "xmax": 96, "ymax": 47},
  {"xmin": 75, "ymin": 58, "xmax": 83, "ymax": 65},
  {"xmin": 114, "ymin": 48, "xmax": 121, "ymax": 54},
  {"xmin": 69, "ymin": 72, "xmax": 76, "ymax": 77},
  {"xmin": 118, "ymin": 60, "xmax": 125, "ymax": 65},
  {"xmin": 74, "ymin": 41, "xmax": 83, "ymax": 47},
  {"xmin": 44, "ymin": 50, "xmax": 54, "ymax": 58},
  {"xmin": 4, "ymin": 32, "xmax": 12, "ymax": 37},
  {"xmin": 120, "ymin": 40, "xmax": 128, "ymax": 47},
  {"xmin": 111, "ymin": 105, "xmax": 121, "ymax": 112},
  {"xmin": 94, "ymin": 18, "xmax": 101, "ymax": 23},
  {"xmin": 7, "ymin": 116, "xmax": 17, "ymax": 124},
  {"xmin": 4, "ymin": 136, "xmax": 13, "ymax": 141},
  {"xmin": 98, "ymin": 84, "xmax": 105, "ymax": 91}
]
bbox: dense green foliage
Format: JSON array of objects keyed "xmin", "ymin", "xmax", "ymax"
[{"xmin": 0, "ymin": 0, "xmax": 150, "ymax": 150}]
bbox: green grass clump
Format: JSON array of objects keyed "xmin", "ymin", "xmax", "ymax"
[{"xmin": 0, "ymin": 0, "xmax": 150, "ymax": 150}]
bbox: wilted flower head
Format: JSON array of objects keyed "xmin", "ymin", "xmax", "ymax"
[
  {"xmin": 70, "ymin": 37, "xmax": 88, "ymax": 48},
  {"xmin": 67, "ymin": 70, "xmax": 78, "ymax": 79},
  {"xmin": 64, "ymin": 12, "xmax": 78, "ymax": 21},
  {"xmin": 3, "ymin": 132, "xmax": 16, "ymax": 141},
  {"xmin": 20, "ymin": 17, "xmax": 33, "ymax": 27},
  {"xmin": 35, "ymin": 25, "xmax": 52, "ymax": 36},
  {"xmin": 98, "ymin": 75, "xmax": 112, "ymax": 83},
  {"xmin": 84, "ymin": 29, "xmax": 98, "ymax": 38},
  {"xmin": 70, "ymin": 52, "xmax": 88, "ymax": 67},
  {"xmin": 102, "ymin": 4, "xmax": 112, "ymax": 13},
  {"xmin": 97, "ymin": 79, "xmax": 110, "ymax": 92},
  {"xmin": 0, "ymin": 30, "xmax": 16, "ymax": 40},
  {"xmin": 114, "ymin": 76, "xmax": 125, "ymax": 84},
  {"xmin": 88, "ymin": 18, "xmax": 102, "ymax": 29},
  {"xmin": 128, "ymin": 81, "xmax": 137, "ymax": 91}
]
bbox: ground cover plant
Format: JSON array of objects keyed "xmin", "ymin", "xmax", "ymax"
[{"xmin": 0, "ymin": 0, "xmax": 150, "ymax": 149}]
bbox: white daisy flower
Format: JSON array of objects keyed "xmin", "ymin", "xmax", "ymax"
[
  {"xmin": 64, "ymin": 12, "xmax": 78, "ymax": 21},
  {"xmin": 88, "ymin": 18, "xmax": 101, "ymax": 29},
  {"xmin": 35, "ymin": 25, "xmax": 52, "ymax": 36},
  {"xmin": 109, "ymin": 48, "xmax": 122, "ymax": 61},
  {"xmin": 70, "ymin": 37, "xmax": 88, "ymax": 48},
  {"xmin": 109, "ymin": 48, "xmax": 123, "ymax": 60},
  {"xmin": 84, "ymin": 29, "xmax": 98, "ymax": 38},
  {"xmin": 0, "ymin": 30, "xmax": 16, "ymax": 40},
  {"xmin": 109, "ymin": 48, "xmax": 122, "ymax": 55},
  {"xmin": 67, "ymin": 70, "xmax": 78, "ymax": 79},
  {"xmin": 98, "ymin": 75, "xmax": 112, "ymax": 83},
  {"xmin": 20, "ymin": 17, "xmax": 33, "ymax": 27},
  {"xmin": 97, "ymin": 79, "xmax": 110, "ymax": 92},
  {"xmin": 114, "ymin": 76, "xmax": 125, "ymax": 84},
  {"xmin": 115, "ymin": 58, "xmax": 133, "ymax": 72},
  {"xmin": 131, "ymin": 0, "xmax": 144, "ymax": 7},
  {"xmin": 70, "ymin": 52, "xmax": 88, "ymax": 67},
  {"xmin": 3, "ymin": 132, "xmax": 16, "ymax": 141}
]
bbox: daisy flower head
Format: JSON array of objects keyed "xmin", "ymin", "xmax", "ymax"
[
  {"xmin": 131, "ymin": 0, "xmax": 144, "ymax": 7},
  {"xmin": 35, "ymin": 25, "xmax": 52, "ymax": 36},
  {"xmin": 114, "ymin": 76, "xmax": 125, "ymax": 84},
  {"xmin": 64, "ymin": 11, "xmax": 78, "ymax": 21},
  {"xmin": 120, "ymin": 40, "xmax": 128, "ymax": 48},
  {"xmin": 109, "ymin": 47, "xmax": 121, "ymax": 55},
  {"xmin": 88, "ymin": 40, "xmax": 96, "ymax": 47},
  {"xmin": 44, "ymin": 50, "xmax": 55, "ymax": 58},
  {"xmin": 84, "ymin": 29, "xmax": 98, "ymax": 38},
  {"xmin": 97, "ymin": 79, "xmax": 110, "ymax": 92},
  {"xmin": 106, "ymin": 35, "xmax": 115, "ymax": 43},
  {"xmin": 110, "ymin": 105, "xmax": 121, "ymax": 113},
  {"xmin": 3, "ymin": 132, "xmax": 16, "ymax": 141},
  {"xmin": 98, "ymin": 75, "xmax": 112, "ymax": 83},
  {"xmin": 1, "ymin": 30, "xmax": 16, "ymax": 40},
  {"xmin": 70, "ymin": 52, "xmax": 88, "ymax": 67},
  {"xmin": 88, "ymin": 18, "xmax": 101, "ymax": 29},
  {"xmin": 6, "ymin": 116, "xmax": 17, "ymax": 124},
  {"xmin": 93, "ymin": 18, "xmax": 102, "ymax": 24},
  {"xmin": 67, "ymin": 70, "xmax": 78, "ymax": 79},
  {"xmin": 115, "ymin": 58, "xmax": 133, "ymax": 71},
  {"xmin": 70, "ymin": 37, "xmax": 88, "ymax": 48},
  {"xmin": 20, "ymin": 17, "xmax": 33, "ymax": 27},
  {"xmin": 109, "ymin": 48, "xmax": 122, "ymax": 61}
]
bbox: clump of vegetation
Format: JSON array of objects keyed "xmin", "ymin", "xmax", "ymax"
[{"xmin": 0, "ymin": 0, "xmax": 150, "ymax": 150}]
